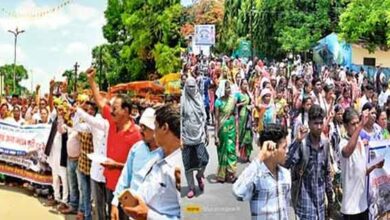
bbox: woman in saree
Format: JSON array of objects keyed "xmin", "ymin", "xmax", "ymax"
[
  {"xmin": 235, "ymin": 79, "xmax": 254, "ymax": 162},
  {"xmin": 255, "ymin": 88, "xmax": 276, "ymax": 133},
  {"xmin": 214, "ymin": 80, "xmax": 238, "ymax": 183}
]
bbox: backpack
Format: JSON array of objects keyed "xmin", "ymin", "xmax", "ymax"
[{"xmin": 291, "ymin": 136, "xmax": 330, "ymax": 209}]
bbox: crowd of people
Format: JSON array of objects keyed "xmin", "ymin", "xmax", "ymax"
[
  {"xmin": 0, "ymin": 68, "xmax": 182, "ymax": 220},
  {"xmin": 181, "ymin": 52, "xmax": 390, "ymax": 220}
]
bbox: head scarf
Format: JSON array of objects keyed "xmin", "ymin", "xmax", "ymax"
[
  {"xmin": 260, "ymin": 88, "xmax": 272, "ymax": 100},
  {"xmin": 181, "ymin": 77, "xmax": 206, "ymax": 145}
]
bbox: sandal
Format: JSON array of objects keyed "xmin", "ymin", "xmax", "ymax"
[{"xmin": 187, "ymin": 188, "xmax": 195, "ymax": 199}]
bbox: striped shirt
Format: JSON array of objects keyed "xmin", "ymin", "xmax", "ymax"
[{"xmin": 233, "ymin": 158, "xmax": 291, "ymax": 219}]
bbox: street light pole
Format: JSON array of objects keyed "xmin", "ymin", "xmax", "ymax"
[{"xmin": 8, "ymin": 27, "xmax": 25, "ymax": 94}]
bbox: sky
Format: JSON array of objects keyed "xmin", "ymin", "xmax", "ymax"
[
  {"xmin": 0, "ymin": 0, "xmax": 107, "ymax": 94},
  {"xmin": 0, "ymin": 0, "xmax": 192, "ymax": 94}
]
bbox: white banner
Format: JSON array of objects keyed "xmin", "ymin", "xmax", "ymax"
[
  {"xmin": 0, "ymin": 121, "xmax": 51, "ymax": 156},
  {"xmin": 195, "ymin": 25, "xmax": 215, "ymax": 45},
  {"xmin": 368, "ymin": 140, "xmax": 390, "ymax": 219},
  {"xmin": 0, "ymin": 121, "xmax": 52, "ymax": 185}
]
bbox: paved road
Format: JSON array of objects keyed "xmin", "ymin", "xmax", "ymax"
[
  {"xmin": 0, "ymin": 185, "xmax": 77, "ymax": 220},
  {"xmin": 181, "ymin": 126, "xmax": 254, "ymax": 220}
]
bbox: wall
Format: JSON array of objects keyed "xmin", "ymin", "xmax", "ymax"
[{"xmin": 351, "ymin": 44, "xmax": 390, "ymax": 67}]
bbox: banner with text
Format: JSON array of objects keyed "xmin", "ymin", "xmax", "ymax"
[
  {"xmin": 368, "ymin": 140, "xmax": 390, "ymax": 220},
  {"xmin": 195, "ymin": 25, "xmax": 215, "ymax": 46},
  {"xmin": 0, "ymin": 121, "xmax": 52, "ymax": 185}
]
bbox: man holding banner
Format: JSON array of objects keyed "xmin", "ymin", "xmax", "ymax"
[{"xmin": 339, "ymin": 107, "xmax": 384, "ymax": 220}]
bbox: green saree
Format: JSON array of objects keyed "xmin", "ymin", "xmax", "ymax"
[
  {"xmin": 215, "ymin": 96, "xmax": 237, "ymax": 181},
  {"xmin": 237, "ymin": 93, "xmax": 253, "ymax": 161}
]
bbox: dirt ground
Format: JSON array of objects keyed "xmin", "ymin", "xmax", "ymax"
[{"xmin": 0, "ymin": 185, "xmax": 77, "ymax": 220}]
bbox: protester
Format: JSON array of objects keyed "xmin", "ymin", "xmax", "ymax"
[
  {"xmin": 233, "ymin": 123, "xmax": 290, "ymax": 219},
  {"xmin": 86, "ymin": 67, "xmax": 143, "ymax": 218},
  {"xmin": 181, "ymin": 77, "xmax": 209, "ymax": 198},
  {"xmin": 111, "ymin": 107, "xmax": 163, "ymax": 220},
  {"xmin": 339, "ymin": 107, "xmax": 384, "ymax": 219},
  {"xmin": 121, "ymin": 104, "xmax": 182, "ymax": 219},
  {"xmin": 214, "ymin": 80, "xmax": 238, "ymax": 183},
  {"xmin": 284, "ymin": 104, "xmax": 334, "ymax": 220},
  {"xmin": 236, "ymin": 79, "xmax": 254, "ymax": 162},
  {"xmin": 69, "ymin": 99, "xmax": 110, "ymax": 220}
]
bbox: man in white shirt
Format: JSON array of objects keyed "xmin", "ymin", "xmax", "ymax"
[
  {"xmin": 121, "ymin": 104, "xmax": 182, "ymax": 220},
  {"xmin": 111, "ymin": 108, "xmax": 163, "ymax": 220},
  {"xmin": 378, "ymin": 83, "xmax": 390, "ymax": 108},
  {"xmin": 339, "ymin": 107, "xmax": 384, "ymax": 219},
  {"xmin": 71, "ymin": 101, "xmax": 109, "ymax": 220},
  {"xmin": 359, "ymin": 83, "xmax": 374, "ymax": 112}
]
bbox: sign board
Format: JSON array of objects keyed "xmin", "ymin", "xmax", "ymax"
[
  {"xmin": 195, "ymin": 25, "xmax": 215, "ymax": 45},
  {"xmin": 367, "ymin": 140, "xmax": 390, "ymax": 219}
]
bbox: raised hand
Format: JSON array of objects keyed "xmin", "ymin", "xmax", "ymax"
[
  {"xmin": 86, "ymin": 68, "xmax": 96, "ymax": 80},
  {"xmin": 259, "ymin": 141, "xmax": 277, "ymax": 161},
  {"xmin": 296, "ymin": 125, "xmax": 309, "ymax": 142}
]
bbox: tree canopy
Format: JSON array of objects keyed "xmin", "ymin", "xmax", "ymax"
[
  {"xmin": 93, "ymin": 0, "xmax": 184, "ymax": 86},
  {"xmin": 0, "ymin": 64, "xmax": 28, "ymax": 95},
  {"xmin": 338, "ymin": 0, "xmax": 390, "ymax": 52},
  {"xmin": 222, "ymin": 0, "xmax": 346, "ymax": 59}
]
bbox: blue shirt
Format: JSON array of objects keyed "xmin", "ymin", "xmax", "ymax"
[
  {"xmin": 133, "ymin": 148, "xmax": 183, "ymax": 220},
  {"xmin": 112, "ymin": 141, "xmax": 163, "ymax": 206},
  {"xmin": 233, "ymin": 158, "xmax": 291, "ymax": 219}
]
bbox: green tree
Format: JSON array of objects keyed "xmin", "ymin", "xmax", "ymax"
[
  {"xmin": 61, "ymin": 69, "xmax": 88, "ymax": 93},
  {"xmin": 222, "ymin": 0, "xmax": 346, "ymax": 59},
  {"xmin": 98, "ymin": 0, "xmax": 184, "ymax": 86},
  {"xmin": 0, "ymin": 64, "xmax": 28, "ymax": 95},
  {"xmin": 339, "ymin": 0, "xmax": 390, "ymax": 52}
]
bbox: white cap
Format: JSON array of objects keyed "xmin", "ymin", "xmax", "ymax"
[{"xmin": 139, "ymin": 108, "xmax": 156, "ymax": 130}]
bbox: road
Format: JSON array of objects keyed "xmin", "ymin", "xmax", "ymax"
[
  {"xmin": 181, "ymin": 126, "xmax": 254, "ymax": 220},
  {"xmin": 0, "ymin": 185, "xmax": 77, "ymax": 220}
]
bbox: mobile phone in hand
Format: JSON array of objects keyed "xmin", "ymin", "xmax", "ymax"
[{"xmin": 118, "ymin": 190, "xmax": 138, "ymax": 208}]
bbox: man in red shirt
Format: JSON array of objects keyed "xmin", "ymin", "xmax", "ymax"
[{"xmin": 86, "ymin": 68, "xmax": 142, "ymax": 220}]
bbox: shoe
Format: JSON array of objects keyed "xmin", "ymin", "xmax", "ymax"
[
  {"xmin": 196, "ymin": 176, "xmax": 205, "ymax": 191},
  {"xmin": 187, "ymin": 188, "xmax": 195, "ymax": 199},
  {"xmin": 60, "ymin": 206, "xmax": 77, "ymax": 215}
]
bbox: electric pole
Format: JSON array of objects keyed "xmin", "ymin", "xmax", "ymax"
[
  {"xmin": 99, "ymin": 46, "xmax": 103, "ymax": 90},
  {"xmin": 74, "ymin": 62, "xmax": 79, "ymax": 93}
]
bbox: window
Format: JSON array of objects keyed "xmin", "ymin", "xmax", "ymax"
[{"xmin": 363, "ymin": 58, "xmax": 376, "ymax": 66}]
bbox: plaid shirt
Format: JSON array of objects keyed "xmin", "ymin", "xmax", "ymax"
[
  {"xmin": 233, "ymin": 159, "xmax": 291, "ymax": 220},
  {"xmin": 78, "ymin": 132, "xmax": 93, "ymax": 175},
  {"xmin": 284, "ymin": 136, "xmax": 334, "ymax": 220}
]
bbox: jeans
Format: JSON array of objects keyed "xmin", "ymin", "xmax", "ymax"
[
  {"xmin": 106, "ymin": 188, "xmax": 128, "ymax": 220},
  {"xmin": 67, "ymin": 158, "xmax": 84, "ymax": 212},
  {"xmin": 79, "ymin": 172, "xmax": 92, "ymax": 220},
  {"xmin": 92, "ymin": 180, "xmax": 107, "ymax": 220}
]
